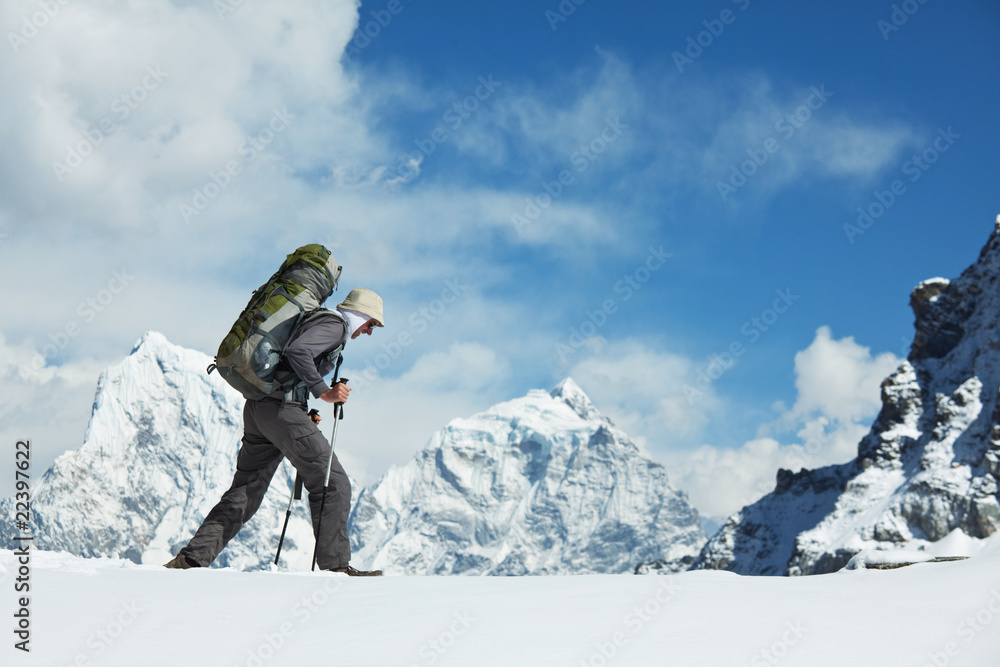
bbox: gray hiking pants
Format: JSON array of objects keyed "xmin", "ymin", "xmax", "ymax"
[{"xmin": 179, "ymin": 398, "xmax": 351, "ymax": 570}]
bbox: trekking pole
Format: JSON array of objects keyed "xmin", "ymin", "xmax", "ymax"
[
  {"xmin": 273, "ymin": 474, "xmax": 303, "ymax": 566},
  {"xmin": 311, "ymin": 376, "xmax": 348, "ymax": 571},
  {"xmin": 275, "ymin": 354, "xmax": 344, "ymax": 568}
]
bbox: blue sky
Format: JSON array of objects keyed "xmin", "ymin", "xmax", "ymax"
[{"xmin": 1, "ymin": 0, "xmax": 997, "ymax": 514}]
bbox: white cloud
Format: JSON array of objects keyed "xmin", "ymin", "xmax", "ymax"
[
  {"xmin": 0, "ymin": 333, "xmax": 107, "ymax": 498},
  {"xmin": 456, "ymin": 51, "xmax": 642, "ymax": 175},
  {"xmin": 667, "ymin": 327, "xmax": 902, "ymax": 519},
  {"xmin": 696, "ymin": 76, "xmax": 920, "ymax": 200},
  {"xmin": 1, "ymin": 0, "xmax": 363, "ymax": 230},
  {"xmin": 814, "ymin": 122, "xmax": 918, "ymax": 177},
  {"xmin": 667, "ymin": 438, "xmax": 784, "ymax": 518},
  {"xmin": 0, "ymin": 1, "xmax": 919, "ymax": 519},
  {"xmin": 567, "ymin": 339, "xmax": 720, "ymax": 452},
  {"xmin": 783, "ymin": 325, "xmax": 902, "ymax": 427},
  {"xmin": 557, "ymin": 330, "xmax": 900, "ymax": 519},
  {"xmin": 398, "ymin": 341, "xmax": 511, "ymax": 394},
  {"xmin": 334, "ymin": 342, "xmax": 511, "ymax": 486},
  {"xmin": 443, "ymin": 62, "xmax": 919, "ymax": 210}
]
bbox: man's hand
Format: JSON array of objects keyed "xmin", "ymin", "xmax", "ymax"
[{"xmin": 320, "ymin": 383, "xmax": 350, "ymax": 404}]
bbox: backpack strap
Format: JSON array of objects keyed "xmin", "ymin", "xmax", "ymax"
[{"xmin": 270, "ymin": 309, "xmax": 348, "ymax": 400}]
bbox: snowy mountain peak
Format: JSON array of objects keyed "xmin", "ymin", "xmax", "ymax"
[
  {"xmin": 905, "ymin": 217, "xmax": 1000, "ymax": 366},
  {"xmin": 550, "ymin": 377, "xmax": 603, "ymax": 422},
  {"xmin": 123, "ymin": 330, "xmax": 197, "ymax": 371},
  {"xmin": 350, "ymin": 381, "xmax": 703, "ymax": 575},
  {"xmin": 130, "ymin": 329, "xmax": 172, "ymax": 355},
  {"xmin": 2, "ymin": 339, "xmax": 703, "ymax": 576},
  {"xmin": 0, "ymin": 331, "xmax": 320, "ymax": 570},
  {"xmin": 693, "ymin": 215, "xmax": 1000, "ymax": 575}
]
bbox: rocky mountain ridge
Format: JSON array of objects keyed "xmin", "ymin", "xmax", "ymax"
[
  {"xmin": 693, "ymin": 215, "xmax": 1000, "ymax": 575},
  {"xmin": 0, "ymin": 335, "xmax": 705, "ymax": 575},
  {"xmin": 0, "ymin": 332, "xmax": 320, "ymax": 570},
  {"xmin": 349, "ymin": 378, "xmax": 705, "ymax": 575}
]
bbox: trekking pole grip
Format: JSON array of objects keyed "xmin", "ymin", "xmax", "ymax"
[{"xmin": 335, "ymin": 378, "xmax": 348, "ymax": 419}]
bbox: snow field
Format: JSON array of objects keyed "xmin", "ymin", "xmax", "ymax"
[{"xmin": 2, "ymin": 537, "xmax": 999, "ymax": 667}]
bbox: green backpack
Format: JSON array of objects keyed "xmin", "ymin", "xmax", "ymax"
[{"xmin": 209, "ymin": 244, "xmax": 342, "ymax": 400}]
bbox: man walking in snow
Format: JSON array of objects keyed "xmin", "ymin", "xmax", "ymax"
[{"xmin": 165, "ymin": 288, "xmax": 385, "ymax": 576}]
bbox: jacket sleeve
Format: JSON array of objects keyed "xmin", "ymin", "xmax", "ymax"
[{"xmin": 282, "ymin": 317, "xmax": 346, "ymax": 398}]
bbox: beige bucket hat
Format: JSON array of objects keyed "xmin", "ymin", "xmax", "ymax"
[{"xmin": 337, "ymin": 288, "xmax": 384, "ymax": 327}]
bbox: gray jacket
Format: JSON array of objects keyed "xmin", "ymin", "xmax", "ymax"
[{"xmin": 273, "ymin": 310, "xmax": 347, "ymax": 400}]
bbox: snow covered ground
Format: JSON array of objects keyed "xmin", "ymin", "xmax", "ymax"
[{"xmin": 3, "ymin": 535, "xmax": 1000, "ymax": 666}]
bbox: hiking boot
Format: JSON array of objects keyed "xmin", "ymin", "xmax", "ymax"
[
  {"xmin": 164, "ymin": 553, "xmax": 200, "ymax": 569},
  {"xmin": 329, "ymin": 564, "xmax": 383, "ymax": 576}
]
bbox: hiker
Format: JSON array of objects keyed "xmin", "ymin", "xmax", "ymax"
[{"xmin": 166, "ymin": 288, "xmax": 385, "ymax": 576}]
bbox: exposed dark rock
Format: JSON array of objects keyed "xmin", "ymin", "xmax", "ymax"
[{"xmin": 691, "ymin": 215, "xmax": 1000, "ymax": 575}]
